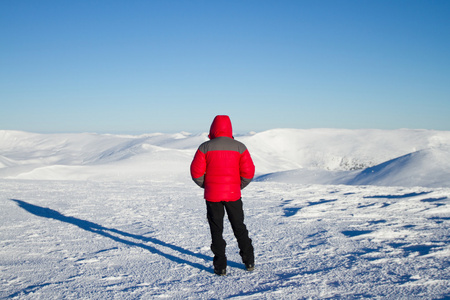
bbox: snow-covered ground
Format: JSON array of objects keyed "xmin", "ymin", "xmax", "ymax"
[{"xmin": 1, "ymin": 129, "xmax": 449, "ymax": 299}]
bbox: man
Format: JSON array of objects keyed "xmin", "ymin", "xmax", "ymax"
[{"xmin": 190, "ymin": 115, "xmax": 255, "ymax": 276}]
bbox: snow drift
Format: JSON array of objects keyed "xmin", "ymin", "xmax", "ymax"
[
  {"xmin": 347, "ymin": 147, "xmax": 450, "ymax": 188},
  {"xmin": 1, "ymin": 128, "xmax": 450, "ymax": 187}
]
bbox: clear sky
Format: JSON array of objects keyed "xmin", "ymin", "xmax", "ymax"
[{"xmin": 1, "ymin": 0, "xmax": 449, "ymax": 134}]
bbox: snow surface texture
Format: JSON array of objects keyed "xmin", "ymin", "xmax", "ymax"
[{"xmin": 1, "ymin": 129, "xmax": 449, "ymax": 299}]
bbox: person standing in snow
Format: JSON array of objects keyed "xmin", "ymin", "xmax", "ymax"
[{"xmin": 190, "ymin": 115, "xmax": 255, "ymax": 276}]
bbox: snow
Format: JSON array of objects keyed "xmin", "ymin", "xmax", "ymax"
[{"xmin": 0, "ymin": 129, "xmax": 449, "ymax": 299}]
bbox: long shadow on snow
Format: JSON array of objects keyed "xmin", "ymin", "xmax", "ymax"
[{"xmin": 11, "ymin": 199, "xmax": 242, "ymax": 273}]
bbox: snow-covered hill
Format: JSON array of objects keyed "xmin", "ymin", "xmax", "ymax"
[{"xmin": 1, "ymin": 128, "xmax": 450, "ymax": 187}]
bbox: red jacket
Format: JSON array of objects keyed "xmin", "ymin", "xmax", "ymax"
[{"xmin": 190, "ymin": 115, "xmax": 255, "ymax": 202}]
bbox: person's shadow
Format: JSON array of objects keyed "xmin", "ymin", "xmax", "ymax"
[{"xmin": 11, "ymin": 199, "xmax": 241, "ymax": 273}]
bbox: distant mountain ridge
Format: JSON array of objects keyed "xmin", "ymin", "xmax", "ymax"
[{"xmin": 1, "ymin": 129, "xmax": 449, "ymax": 187}]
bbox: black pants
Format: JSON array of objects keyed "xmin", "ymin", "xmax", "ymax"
[{"xmin": 206, "ymin": 199, "xmax": 254, "ymax": 269}]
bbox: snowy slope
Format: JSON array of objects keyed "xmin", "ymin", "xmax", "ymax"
[
  {"xmin": 255, "ymin": 146, "xmax": 450, "ymax": 188},
  {"xmin": 0, "ymin": 130, "xmax": 207, "ymax": 181},
  {"xmin": 348, "ymin": 147, "xmax": 450, "ymax": 188},
  {"xmin": 241, "ymin": 128, "xmax": 450, "ymax": 173},
  {"xmin": 1, "ymin": 128, "xmax": 450, "ymax": 187}
]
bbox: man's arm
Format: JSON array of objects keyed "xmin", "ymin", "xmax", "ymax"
[
  {"xmin": 190, "ymin": 149, "xmax": 206, "ymax": 188},
  {"xmin": 240, "ymin": 149, "xmax": 255, "ymax": 189}
]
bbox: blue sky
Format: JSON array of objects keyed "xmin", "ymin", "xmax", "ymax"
[{"xmin": 1, "ymin": 0, "xmax": 449, "ymax": 134}]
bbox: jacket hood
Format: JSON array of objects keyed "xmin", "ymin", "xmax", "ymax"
[{"xmin": 208, "ymin": 115, "xmax": 233, "ymax": 139}]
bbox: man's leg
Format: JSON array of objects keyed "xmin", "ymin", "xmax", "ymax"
[
  {"xmin": 224, "ymin": 199, "xmax": 254, "ymax": 268},
  {"xmin": 205, "ymin": 201, "xmax": 227, "ymax": 272}
]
